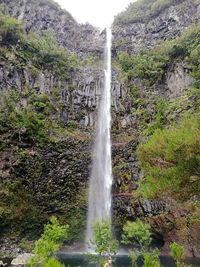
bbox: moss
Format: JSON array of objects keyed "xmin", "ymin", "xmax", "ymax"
[{"xmin": 0, "ymin": 138, "xmax": 89, "ymax": 243}]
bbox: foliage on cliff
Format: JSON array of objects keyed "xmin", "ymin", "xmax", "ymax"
[
  {"xmin": 114, "ymin": 0, "xmax": 199, "ymax": 25},
  {"xmin": 0, "ymin": 10, "xmax": 78, "ymax": 80},
  {"xmin": 116, "ymin": 23, "xmax": 200, "ymax": 87},
  {"xmin": 0, "ymin": 91, "xmax": 50, "ymax": 146},
  {"xmin": 136, "ymin": 114, "xmax": 200, "ymax": 199}
]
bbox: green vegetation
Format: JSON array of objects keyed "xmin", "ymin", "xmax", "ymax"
[
  {"xmin": 43, "ymin": 258, "xmax": 65, "ymax": 267},
  {"xmin": 0, "ymin": 12, "xmax": 23, "ymax": 45},
  {"xmin": 170, "ymin": 242, "xmax": 185, "ymax": 267},
  {"xmin": 114, "ymin": 0, "xmax": 199, "ymax": 25},
  {"xmin": 0, "ymin": 11, "xmax": 78, "ymax": 80},
  {"xmin": 170, "ymin": 242, "xmax": 190, "ymax": 267},
  {"xmin": 22, "ymin": 29, "xmax": 78, "ymax": 79},
  {"xmin": 86, "ymin": 219, "xmax": 118, "ymax": 267},
  {"xmin": 0, "ymin": 181, "xmax": 42, "ymax": 240},
  {"xmin": 88, "ymin": 219, "xmax": 119, "ymax": 255},
  {"xmin": 116, "ymin": 23, "xmax": 200, "ymax": 87},
  {"xmin": 122, "ymin": 220, "xmax": 161, "ymax": 267},
  {"xmin": 117, "ymin": 49, "xmax": 169, "ymax": 86},
  {"xmin": 0, "ymin": 91, "xmax": 48, "ymax": 145},
  {"xmin": 136, "ymin": 114, "xmax": 200, "ymax": 199},
  {"xmin": 143, "ymin": 249, "xmax": 161, "ymax": 267},
  {"xmin": 122, "ymin": 219, "xmax": 152, "ymax": 250},
  {"xmin": 27, "ymin": 216, "xmax": 68, "ymax": 267}
]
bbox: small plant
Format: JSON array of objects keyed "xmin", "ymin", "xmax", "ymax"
[
  {"xmin": 43, "ymin": 257, "xmax": 65, "ymax": 267},
  {"xmin": 170, "ymin": 242, "xmax": 188, "ymax": 267},
  {"xmin": 129, "ymin": 250, "xmax": 138, "ymax": 267},
  {"xmin": 143, "ymin": 249, "xmax": 161, "ymax": 267}
]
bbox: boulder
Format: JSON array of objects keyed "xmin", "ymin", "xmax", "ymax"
[{"xmin": 11, "ymin": 253, "xmax": 34, "ymax": 266}]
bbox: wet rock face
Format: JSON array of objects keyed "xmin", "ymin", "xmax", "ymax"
[
  {"xmin": 112, "ymin": 140, "xmax": 140, "ymax": 195},
  {"xmin": 0, "ymin": 139, "xmax": 92, "ymax": 246},
  {"xmin": 112, "ymin": 1, "xmax": 200, "ymax": 54},
  {"xmin": 1, "ymin": 0, "xmax": 200, "ymax": 257},
  {"xmin": 166, "ymin": 62, "xmax": 194, "ymax": 97},
  {"xmin": 12, "ymin": 140, "xmax": 91, "ymax": 212},
  {"xmin": 0, "ymin": 60, "xmax": 125, "ymax": 127}
]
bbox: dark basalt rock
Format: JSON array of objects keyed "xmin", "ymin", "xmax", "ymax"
[{"xmin": 112, "ymin": 0, "xmax": 200, "ymax": 54}]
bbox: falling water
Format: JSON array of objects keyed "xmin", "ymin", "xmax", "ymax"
[{"xmin": 86, "ymin": 27, "xmax": 112, "ymax": 244}]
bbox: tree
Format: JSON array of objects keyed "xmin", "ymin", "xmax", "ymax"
[
  {"xmin": 27, "ymin": 216, "xmax": 69, "ymax": 267},
  {"xmin": 87, "ymin": 219, "xmax": 119, "ymax": 267},
  {"xmin": 122, "ymin": 219, "xmax": 152, "ymax": 250},
  {"xmin": 89, "ymin": 219, "xmax": 119, "ymax": 255},
  {"xmin": 122, "ymin": 219, "xmax": 161, "ymax": 267}
]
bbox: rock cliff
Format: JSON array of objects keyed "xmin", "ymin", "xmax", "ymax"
[
  {"xmin": 0, "ymin": 0, "xmax": 104, "ymax": 56},
  {"xmin": 113, "ymin": 0, "xmax": 200, "ymax": 54},
  {"xmin": 0, "ymin": 0, "xmax": 200, "ymax": 259}
]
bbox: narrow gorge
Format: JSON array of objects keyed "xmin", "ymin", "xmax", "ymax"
[{"xmin": 0, "ymin": 0, "xmax": 200, "ymax": 265}]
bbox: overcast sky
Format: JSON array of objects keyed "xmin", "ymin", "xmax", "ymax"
[{"xmin": 54, "ymin": 0, "xmax": 135, "ymax": 28}]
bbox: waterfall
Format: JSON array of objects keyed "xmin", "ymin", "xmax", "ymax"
[{"xmin": 86, "ymin": 26, "xmax": 112, "ymax": 245}]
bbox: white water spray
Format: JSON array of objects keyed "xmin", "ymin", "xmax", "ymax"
[{"xmin": 86, "ymin": 27, "xmax": 112, "ymax": 244}]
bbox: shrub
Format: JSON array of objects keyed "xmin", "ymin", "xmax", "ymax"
[
  {"xmin": 143, "ymin": 249, "xmax": 161, "ymax": 267},
  {"xmin": 122, "ymin": 220, "xmax": 161, "ymax": 267},
  {"xmin": 136, "ymin": 114, "xmax": 200, "ymax": 199},
  {"xmin": 122, "ymin": 219, "xmax": 152, "ymax": 250},
  {"xmin": 43, "ymin": 258, "xmax": 65, "ymax": 267},
  {"xmin": 170, "ymin": 242, "xmax": 188, "ymax": 267},
  {"xmin": 0, "ymin": 14, "xmax": 24, "ymax": 45},
  {"xmin": 27, "ymin": 216, "xmax": 69, "ymax": 267},
  {"xmin": 89, "ymin": 219, "xmax": 119, "ymax": 255}
]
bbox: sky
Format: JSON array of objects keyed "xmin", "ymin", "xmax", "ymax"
[{"xmin": 54, "ymin": 0, "xmax": 135, "ymax": 28}]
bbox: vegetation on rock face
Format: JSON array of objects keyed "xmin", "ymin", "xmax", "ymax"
[
  {"xmin": 0, "ymin": 10, "xmax": 78, "ymax": 80},
  {"xmin": 114, "ymin": 0, "xmax": 199, "ymax": 25},
  {"xmin": 113, "ymin": 15, "xmax": 200, "ymax": 255},
  {"xmin": 116, "ymin": 23, "xmax": 200, "ymax": 87},
  {"xmin": 0, "ymin": 12, "xmax": 23, "ymax": 45},
  {"xmin": 0, "ymin": 91, "xmax": 49, "ymax": 145},
  {"xmin": 136, "ymin": 114, "xmax": 200, "ymax": 199}
]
